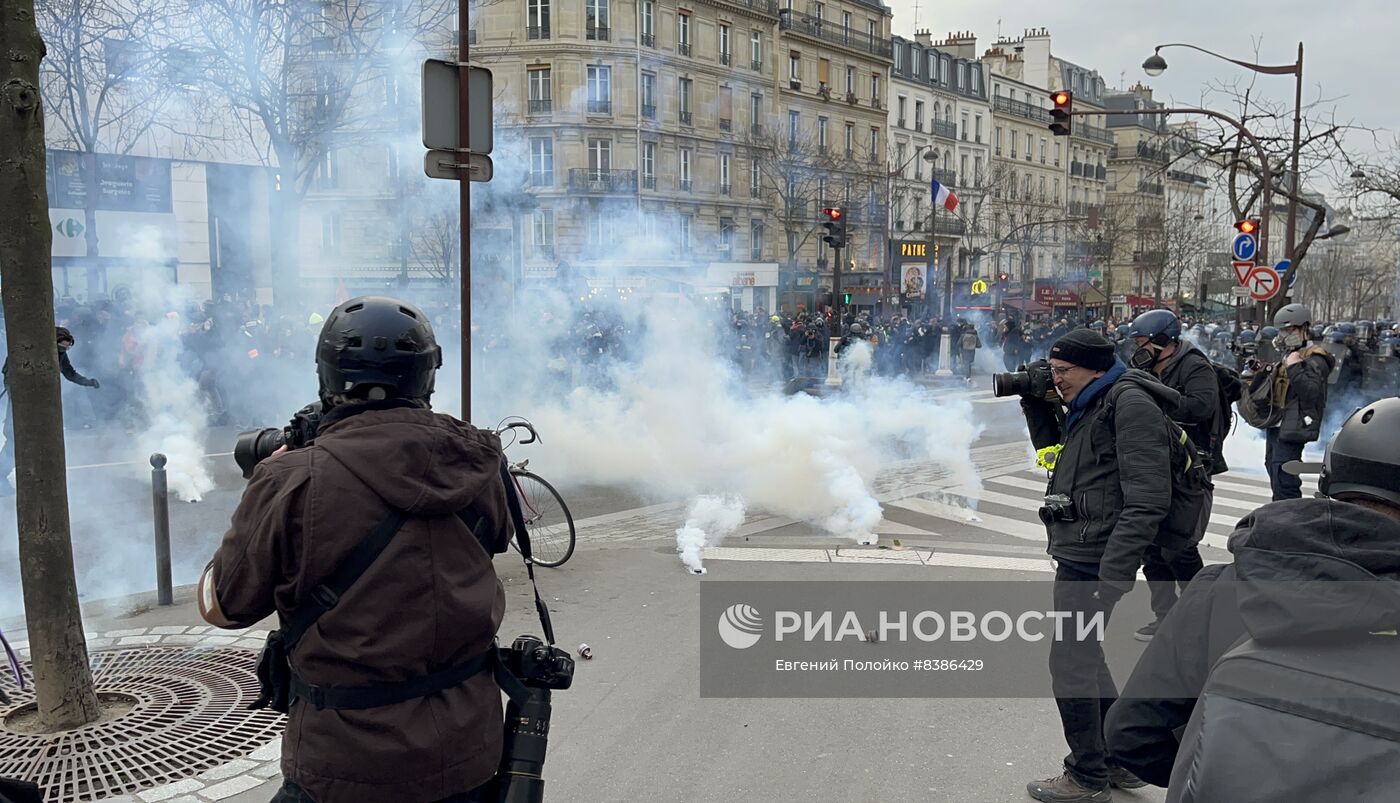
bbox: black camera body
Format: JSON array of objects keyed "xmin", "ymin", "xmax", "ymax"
[
  {"xmin": 1038, "ymin": 493, "xmax": 1077, "ymax": 525},
  {"xmin": 993, "ymin": 360, "xmax": 1055, "ymax": 399},
  {"xmin": 486, "ymin": 635, "xmax": 575, "ymax": 803},
  {"xmin": 234, "ymin": 402, "xmax": 324, "ymax": 479}
]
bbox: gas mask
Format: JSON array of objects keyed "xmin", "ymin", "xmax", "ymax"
[
  {"xmin": 1274, "ymin": 328, "xmax": 1307, "ymax": 353},
  {"xmin": 1129, "ymin": 343, "xmax": 1163, "ymax": 371}
]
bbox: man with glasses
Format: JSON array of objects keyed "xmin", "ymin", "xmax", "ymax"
[{"xmin": 1018, "ymin": 327, "xmax": 1179, "ymax": 802}]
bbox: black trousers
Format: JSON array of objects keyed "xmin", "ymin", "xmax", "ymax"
[
  {"xmin": 1141, "ymin": 544, "xmax": 1205, "ymax": 619},
  {"xmin": 272, "ymin": 780, "xmax": 491, "ymax": 803},
  {"xmin": 1264, "ymin": 428, "xmax": 1305, "ymax": 501},
  {"xmin": 1049, "ymin": 559, "xmax": 1119, "ymax": 791}
]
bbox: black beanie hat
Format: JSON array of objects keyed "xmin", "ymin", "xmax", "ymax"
[{"xmin": 1049, "ymin": 327, "xmax": 1115, "ymax": 371}]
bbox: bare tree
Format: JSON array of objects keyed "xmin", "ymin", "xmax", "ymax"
[
  {"xmin": 1, "ymin": 0, "xmax": 102, "ymax": 731},
  {"xmin": 37, "ymin": 0, "xmax": 187, "ymax": 297},
  {"xmin": 185, "ymin": 0, "xmax": 452, "ymax": 307},
  {"xmin": 747, "ymin": 127, "xmax": 868, "ymax": 269},
  {"xmin": 1171, "ymin": 75, "xmax": 1356, "ymax": 313}
]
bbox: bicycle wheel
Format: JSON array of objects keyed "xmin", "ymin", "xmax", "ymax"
[{"xmin": 509, "ymin": 470, "xmax": 576, "ymax": 568}]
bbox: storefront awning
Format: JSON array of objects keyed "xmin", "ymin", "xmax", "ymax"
[{"xmin": 1002, "ymin": 298, "xmax": 1051, "ymax": 314}]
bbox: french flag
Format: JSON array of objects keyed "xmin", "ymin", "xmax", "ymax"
[{"xmin": 930, "ymin": 178, "xmax": 959, "ymax": 212}]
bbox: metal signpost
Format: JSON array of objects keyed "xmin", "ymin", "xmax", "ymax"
[{"xmin": 421, "ymin": 52, "xmax": 494, "ymax": 419}]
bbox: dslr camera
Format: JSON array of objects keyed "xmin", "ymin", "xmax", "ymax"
[
  {"xmin": 993, "ymin": 359, "xmax": 1055, "ymax": 399},
  {"xmin": 1038, "ymin": 493, "xmax": 1077, "ymax": 525},
  {"xmin": 233, "ymin": 402, "xmax": 324, "ymax": 479},
  {"xmin": 484, "ymin": 634, "xmax": 575, "ymax": 803}
]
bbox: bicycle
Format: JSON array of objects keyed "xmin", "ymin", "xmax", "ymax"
[{"xmin": 493, "ymin": 418, "xmax": 576, "ymax": 568}]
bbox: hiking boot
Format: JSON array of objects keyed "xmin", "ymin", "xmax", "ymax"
[
  {"xmin": 1026, "ymin": 772, "xmax": 1111, "ymax": 802},
  {"xmin": 1133, "ymin": 619, "xmax": 1162, "ymax": 642},
  {"xmin": 1108, "ymin": 766, "xmax": 1147, "ymax": 789}
]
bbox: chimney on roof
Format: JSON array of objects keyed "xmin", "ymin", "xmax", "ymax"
[{"xmin": 914, "ymin": 29, "xmax": 932, "ymax": 46}]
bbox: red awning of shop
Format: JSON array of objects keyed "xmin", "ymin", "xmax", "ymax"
[
  {"xmin": 1126, "ymin": 294, "xmax": 1157, "ymax": 307},
  {"xmin": 1001, "ymin": 298, "xmax": 1051, "ymax": 314}
]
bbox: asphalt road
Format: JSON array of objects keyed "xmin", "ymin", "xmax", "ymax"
[{"xmin": 4, "ymin": 373, "xmax": 1272, "ymax": 801}]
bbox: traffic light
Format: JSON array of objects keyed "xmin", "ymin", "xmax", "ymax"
[
  {"xmin": 998, "ymin": 271, "xmax": 1011, "ymax": 283},
  {"xmin": 842, "ymin": 293, "xmax": 852, "ymax": 305},
  {"xmin": 1049, "ymin": 90, "xmax": 1072, "ymax": 137},
  {"xmin": 821, "ymin": 206, "xmax": 846, "ymax": 248},
  {"xmin": 1234, "ymin": 219, "xmax": 1261, "ymax": 236}
]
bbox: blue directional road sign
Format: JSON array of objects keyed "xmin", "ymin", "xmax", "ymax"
[
  {"xmin": 1231, "ymin": 233, "xmax": 1258, "ymax": 262},
  {"xmin": 1275, "ymin": 259, "xmax": 1295, "ymax": 288}
]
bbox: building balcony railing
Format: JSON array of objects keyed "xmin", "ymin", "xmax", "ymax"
[
  {"xmin": 679, "ymin": 178, "xmax": 693, "ymax": 192},
  {"xmin": 931, "ymin": 119, "xmax": 958, "ymax": 140},
  {"xmin": 1137, "ymin": 181, "xmax": 1165, "ymax": 195},
  {"xmin": 992, "ymin": 95, "xmax": 1048, "ymax": 123},
  {"xmin": 680, "ymin": 110, "xmax": 693, "ymax": 125},
  {"xmin": 1133, "ymin": 249, "xmax": 1165, "ymax": 265},
  {"xmin": 719, "ymin": 118, "xmax": 731, "ymax": 131},
  {"xmin": 932, "ymin": 169, "xmax": 957, "ymax": 187},
  {"xmin": 1074, "ymin": 124, "xmax": 1114, "ymax": 145},
  {"xmin": 716, "ymin": 0, "xmax": 779, "ymax": 14},
  {"xmin": 930, "ymin": 215, "xmax": 965, "ymax": 236},
  {"xmin": 568, "ymin": 168, "xmax": 637, "ymax": 193},
  {"xmin": 587, "ymin": 99, "xmax": 612, "ymax": 115},
  {"xmin": 1070, "ymin": 161, "xmax": 1083, "ymax": 176},
  {"xmin": 526, "ymin": 25, "xmax": 549, "ymax": 40},
  {"xmin": 641, "ymin": 32, "xmax": 655, "ymax": 47},
  {"xmin": 586, "ymin": 24, "xmax": 610, "ymax": 41},
  {"xmin": 750, "ymin": 184, "xmax": 760, "ymax": 198},
  {"xmin": 528, "ymin": 98, "xmax": 551, "ymax": 114},
  {"xmin": 751, "ymin": 123, "xmax": 762, "ymax": 136},
  {"xmin": 782, "ymin": 200, "xmax": 807, "ymax": 219},
  {"xmin": 678, "ymin": 42, "xmax": 691, "ymax": 56},
  {"xmin": 642, "ymin": 103, "xmax": 655, "ymax": 119},
  {"xmin": 1096, "ymin": 165, "xmax": 1106, "ymax": 181},
  {"xmin": 641, "ymin": 175, "xmax": 656, "ymax": 190},
  {"xmin": 1111, "ymin": 143, "xmax": 1170, "ymax": 164},
  {"xmin": 751, "ymin": 59, "xmax": 762, "ymax": 72},
  {"xmin": 720, "ymin": 183, "xmax": 731, "ymax": 196},
  {"xmin": 896, "ymin": 117, "xmax": 906, "ymax": 128},
  {"xmin": 914, "ymin": 120, "xmax": 923, "ymax": 132},
  {"xmin": 1168, "ymin": 169, "xmax": 1210, "ymax": 186},
  {"xmin": 789, "ymin": 79, "xmax": 801, "ymax": 91},
  {"xmin": 720, "ymin": 52, "xmax": 731, "ymax": 65},
  {"xmin": 777, "ymin": 10, "xmax": 892, "ymax": 58},
  {"xmin": 1137, "ymin": 214, "xmax": 1164, "ymax": 229}
]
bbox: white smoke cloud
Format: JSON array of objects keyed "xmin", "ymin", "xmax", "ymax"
[{"xmin": 675, "ymin": 495, "xmax": 746, "ymax": 574}]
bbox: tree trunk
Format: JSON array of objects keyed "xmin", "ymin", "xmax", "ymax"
[{"xmin": 0, "ymin": 0, "xmax": 102, "ymax": 731}]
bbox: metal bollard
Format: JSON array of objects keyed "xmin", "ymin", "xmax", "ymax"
[{"xmin": 150, "ymin": 453, "xmax": 173, "ymax": 606}]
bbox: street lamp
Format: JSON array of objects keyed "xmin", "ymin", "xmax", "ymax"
[
  {"xmin": 1316, "ymin": 223, "xmax": 1351, "ymax": 241},
  {"xmin": 1144, "ymin": 41, "xmax": 1305, "ymax": 321}
]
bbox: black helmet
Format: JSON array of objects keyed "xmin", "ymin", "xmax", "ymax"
[
  {"xmin": 1127, "ymin": 309, "xmax": 1181, "ymax": 345},
  {"xmin": 55, "ymin": 326, "xmax": 74, "ymax": 344},
  {"xmin": 316, "ymin": 296, "xmax": 442, "ymax": 401},
  {"xmin": 849, "ymin": 322, "xmax": 867, "ymax": 336},
  {"xmin": 1318, "ymin": 399, "xmax": 1400, "ymax": 507}
]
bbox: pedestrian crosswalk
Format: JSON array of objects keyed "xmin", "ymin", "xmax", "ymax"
[{"xmin": 702, "ymin": 459, "xmax": 1314, "ymax": 569}]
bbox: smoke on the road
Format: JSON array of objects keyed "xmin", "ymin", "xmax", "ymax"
[
  {"xmin": 467, "ymin": 287, "xmax": 985, "ymax": 572},
  {"xmin": 676, "ymin": 496, "xmax": 747, "ymax": 573}
]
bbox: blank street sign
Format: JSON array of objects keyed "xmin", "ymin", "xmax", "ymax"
[
  {"xmin": 424, "ymin": 150, "xmax": 493, "ymax": 182},
  {"xmin": 421, "ymin": 60, "xmax": 493, "ymax": 154}
]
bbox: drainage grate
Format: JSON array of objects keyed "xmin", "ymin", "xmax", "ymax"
[{"xmin": 0, "ymin": 645, "xmax": 284, "ymax": 803}]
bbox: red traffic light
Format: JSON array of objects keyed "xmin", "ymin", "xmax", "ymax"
[
  {"xmin": 1051, "ymin": 91, "xmax": 1071, "ymax": 107},
  {"xmin": 1235, "ymin": 219, "xmax": 1259, "ymax": 235},
  {"xmin": 822, "ymin": 207, "xmax": 843, "ymax": 220},
  {"xmin": 998, "ymin": 272, "xmax": 1010, "ymax": 282}
]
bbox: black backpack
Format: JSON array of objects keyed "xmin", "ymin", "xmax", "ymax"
[
  {"xmin": 1101, "ymin": 379, "xmax": 1209, "ymax": 549},
  {"xmin": 1167, "ymin": 634, "xmax": 1400, "ymax": 803}
]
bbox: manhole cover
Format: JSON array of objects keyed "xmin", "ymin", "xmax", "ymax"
[{"xmin": 0, "ymin": 645, "xmax": 284, "ymax": 803}]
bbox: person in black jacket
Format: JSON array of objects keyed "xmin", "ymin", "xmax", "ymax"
[
  {"xmin": 1125, "ymin": 310, "xmax": 1222, "ymax": 641},
  {"xmin": 1104, "ymin": 398, "xmax": 1400, "ymax": 798},
  {"xmin": 1264, "ymin": 304, "xmax": 1334, "ymax": 500},
  {"xmin": 1019, "ymin": 328, "xmax": 1176, "ymax": 802},
  {"xmin": 0, "ymin": 326, "xmax": 101, "ymax": 494}
]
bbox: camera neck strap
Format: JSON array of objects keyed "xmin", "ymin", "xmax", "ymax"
[{"xmin": 498, "ymin": 459, "xmax": 557, "ymax": 647}]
